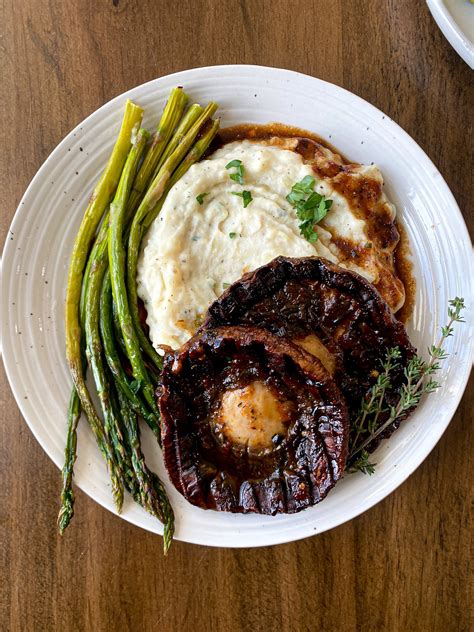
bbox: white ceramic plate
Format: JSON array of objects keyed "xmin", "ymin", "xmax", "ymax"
[
  {"xmin": 2, "ymin": 65, "xmax": 473, "ymax": 547},
  {"xmin": 427, "ymin": 0, "xmax": 474, "ymax": 68}
]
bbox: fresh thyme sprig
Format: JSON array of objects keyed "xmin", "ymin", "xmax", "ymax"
[
  {"xmin": 349, "ymin": 297, "xmax": 465, "ymax": 474},
  {"xmin": 349, "ymin": 347, "xmax": 401, "ymax": 452}
]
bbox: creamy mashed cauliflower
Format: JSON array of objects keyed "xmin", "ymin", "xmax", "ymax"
[{"xmin": 137, "ymin": 141, "xmax": 388, "ymax": 350}]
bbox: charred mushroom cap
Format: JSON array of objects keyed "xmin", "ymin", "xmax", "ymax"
[
  {"xmin": 158, "ymin": 326, "xmax": 349, "ymax": 515},
  {"xmin": 202, "ymin": 256, "xmax": 416, "ymax": 437}
]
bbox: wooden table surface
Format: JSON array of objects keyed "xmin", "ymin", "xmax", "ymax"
[{"xmin": 1, "ymin": 1, "xmax": 472, "ymax": 630}]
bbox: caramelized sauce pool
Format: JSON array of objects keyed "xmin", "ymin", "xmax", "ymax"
[
  {"xmin": 214, "ymin": 122, "xmax": 348, "ymax": 161},
  {"xmin": 394, "ymin": 221, "xmax": 415, "ymax": 324},
  {"xmin": 211, "ymin": 123, "xmax": 416, "ymax": 324}
]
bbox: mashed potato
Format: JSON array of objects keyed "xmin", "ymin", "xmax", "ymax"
[{"xmin": 137, "ymin": 140, "xmax": 399, "ymax": 350}]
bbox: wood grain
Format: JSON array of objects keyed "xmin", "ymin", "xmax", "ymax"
[{"xmin": 1, "ymin": 1, "xmax": 472, "ymax": 630}]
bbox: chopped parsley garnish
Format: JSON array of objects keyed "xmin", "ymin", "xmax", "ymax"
[
  {"xmin": 225, "ymin": 159, "xmax": 245, "ymax": 184},
  {"xmin": 286, "ymin": 175, "xmax": 315, "ymax": 204},
  {"xmin": 223, "ymin": 282, "xmax": 231, "ymax": 289},
  {"xmin": 286, "ymin": 176, "xmax": 333, "ymax": 243},
  {"xmin": 231, "ymin": 190, "xmax": 253, "ymax": 208},
  {"xmin": 229, "ymin": 232, "xmax": 237, "ymax": 239},
  {"xmin": 196, "ymin": 192, "xmax": 209, "ymax": 205}
]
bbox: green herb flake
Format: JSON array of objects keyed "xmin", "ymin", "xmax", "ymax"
[
  {"xmin": 231, "ymin": 190, "xmax": 253, "ymax": 208},
  {"xmin": 225, "ymin": 159, "xmax": 245, "ymax": 184},
  {"xmin": 229, "ymin": 232, "xmax": 237, "ymax": 239},
  {"xmin": 223, "ymin": 282, "xmax": 231, "ymax": 289},
  {"xmin": 286, "ymin": 176, "xmax": 332, "ymax": 243},
  {"xmin": 196, "ymin": 192, "xmax": 209, "ymax": 205}
]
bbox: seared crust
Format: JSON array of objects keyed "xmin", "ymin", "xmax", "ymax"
[
  {"xmin": 159, "ymin": 326, "xmax": 349, "ymax": 514},
  {"xmin": 202, "ymin": 256, "xmax": 416, "ymax": 440}
]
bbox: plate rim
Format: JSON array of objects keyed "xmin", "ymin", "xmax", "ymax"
[
  {"xmin": 426, "ymin": 0, "xmax": 474, "ymax": 69},
  {"xmin": 2, "ymin": 64, "xmax": 473, "ymax": 547}
]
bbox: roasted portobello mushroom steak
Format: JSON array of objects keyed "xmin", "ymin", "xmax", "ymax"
[{"xmin": 159, "ymin": 326, "xmax": 349, "ymax": 514}]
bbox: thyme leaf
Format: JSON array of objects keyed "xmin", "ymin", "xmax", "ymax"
[{"xmin": 349, "ymin": 450, "xmax": 376, "ymax": 475}]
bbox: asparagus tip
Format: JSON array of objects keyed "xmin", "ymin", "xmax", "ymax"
[
  {"xmin": 112, "ymin": 477, "xmax": 124, "ymax": 514},
  {"xmin": 163, "ymin": 521, "xmax": 174, "ymax": 555},
  {"xmin": 57, "ymin": 493, "xmax": 74, "ymax": 534}
]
